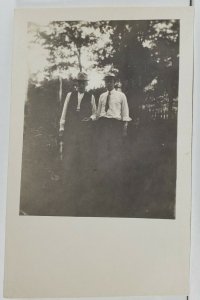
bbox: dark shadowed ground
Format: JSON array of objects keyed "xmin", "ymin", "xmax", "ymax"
[{"xmin": 19, "ymin": 86, "xmax": 177, "ymax": 219}]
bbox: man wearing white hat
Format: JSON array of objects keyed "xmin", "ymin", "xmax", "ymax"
[
  {"xmin": 96, "ymin": 72, "xmax": 132, "ymax": 195},
  {"xmin": 96, "ymin": 72, "xmax": 131, "ymax": 125},
  {"xmin": 59, "ymin": 72, "xmax": 96, "ymax": 186}
]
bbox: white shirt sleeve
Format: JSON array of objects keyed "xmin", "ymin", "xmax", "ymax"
[
  {"xmin": 96, "ymin": 94, "xmax": 103, "ymax": 119},
  {"xmin": 121, "ymin": 93, "xmax": 132, "ymax": 122},
  {"xmin": 59, "ymin": 92, "xmax": 71, "ymax": 131},
  {"xmin": 90, "ymin": 95, "xmax": 97, "ymax": 120}
]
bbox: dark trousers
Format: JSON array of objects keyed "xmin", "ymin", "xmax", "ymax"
[
  {"xmin": 96, "ymin": 118, "xmax": 124, "ymax": 183},
  {"xmin": 63, "ymin": 121, "xmax": 95, "ymax": 184}
]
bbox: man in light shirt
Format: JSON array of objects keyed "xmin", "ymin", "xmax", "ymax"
[
  {"xmin": 96, "ymin": 73, "xmax": 132, "ymax": 194},
  {"xmin": 59, "ymin": 72, "xmax": 96, "ymax": 185},
  {"xmin": 97, "ymin": 74, "xmax": 131, "ymax": 127}
]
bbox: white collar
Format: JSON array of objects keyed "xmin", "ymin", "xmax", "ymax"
[{"xmin": 107, "ymin": 89, "xmax": 115, "ymax": 94}]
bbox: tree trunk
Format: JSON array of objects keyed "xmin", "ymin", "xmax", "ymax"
[
  {"xmin": 58, "ymin": 76, "xmax": 63, "ymax": 102},
  {"xmin": 77, "ymin": 48, "xmax": 82, "ymax": 72}
]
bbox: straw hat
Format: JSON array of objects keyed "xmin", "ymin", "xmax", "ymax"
[
  {"xmin": 104, "ymin": 72, "xmax": 116, "ymax": 80},
  {"xmin": 77, "ymin": 72, "xmax": 88, "ymax": 81}
]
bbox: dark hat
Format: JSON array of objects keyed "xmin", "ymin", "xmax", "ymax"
[{"xmin": 77, "ymin": 72, "xmax": 88, "ymax": 81}]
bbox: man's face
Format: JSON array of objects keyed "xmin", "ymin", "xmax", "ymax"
[
  {"xmin": 105, "ymin": 77, "xmax": 115, "ymax": 91},
  {"xmin": 77, "ymin": 80, "xmax": 87, "ymax": 93}
]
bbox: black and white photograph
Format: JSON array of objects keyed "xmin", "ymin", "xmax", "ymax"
[
  {"xmin": 4, "ymin": 7, "xmax": 194, "ymax": 298},
  {"xmin": 20, "ymin": 18, "xmax": 179, "ymax": 218}
]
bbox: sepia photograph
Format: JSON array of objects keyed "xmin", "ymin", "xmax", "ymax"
[
  {"xmin": 4, "ymin": 7, "xmax": 194, "ymax": 298},
  {"xmin": 19, "ymin": 18, "xmax": 180, "ymax": 218}
]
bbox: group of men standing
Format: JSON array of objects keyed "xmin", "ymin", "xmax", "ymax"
[{"xmin": 59, "ymin": 71, "xmax": 131, "ymax": 203}]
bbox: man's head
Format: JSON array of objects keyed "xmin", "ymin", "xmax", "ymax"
[
  {"xmin": 104, "ymin": 73, "xmax": 115, "ymax": 91},
  {"xmin": 76, "ymin": 72, "xmax": 88, "ymax": 93}
]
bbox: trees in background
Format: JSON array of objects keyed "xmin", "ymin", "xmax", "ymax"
[
  {"xmin": 28, "ymin": 19, "xmax": 179, "ymax": 121},
  {"xmin": 29, "ymin": 21, "xmax": 103, "ymax": 101},
  {"xmin": 96, "ymin": 20, "xmax": 179, "ymax": 119}
]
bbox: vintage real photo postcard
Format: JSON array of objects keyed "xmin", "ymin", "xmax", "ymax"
[{"xmin": 4, "ymin": 6, "xmax": 193, "ymax": 298}]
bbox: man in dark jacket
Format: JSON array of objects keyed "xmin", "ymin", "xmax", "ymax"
[{"xmin": 59, "ymin": 72, "xmax": 96, "ymax": 188}]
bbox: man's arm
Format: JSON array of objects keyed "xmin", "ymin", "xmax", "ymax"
[
  {"xmin": 121, "ymin": 93, "xmax": 132, "ymax": 122},
  {"xmin": 90, "ymin": 95, "xmax": 97, "ymax": 120},
  {"xmin": 82, "ymin": 94, "xmax": 97, "ymax": 121},
  {"xmin": 96, "ymin": 94, "xmax": 103, "ymax": 120},
  {"xmin": 121, "ymin": 93, "xmax": 132, "ymax": 136}
]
